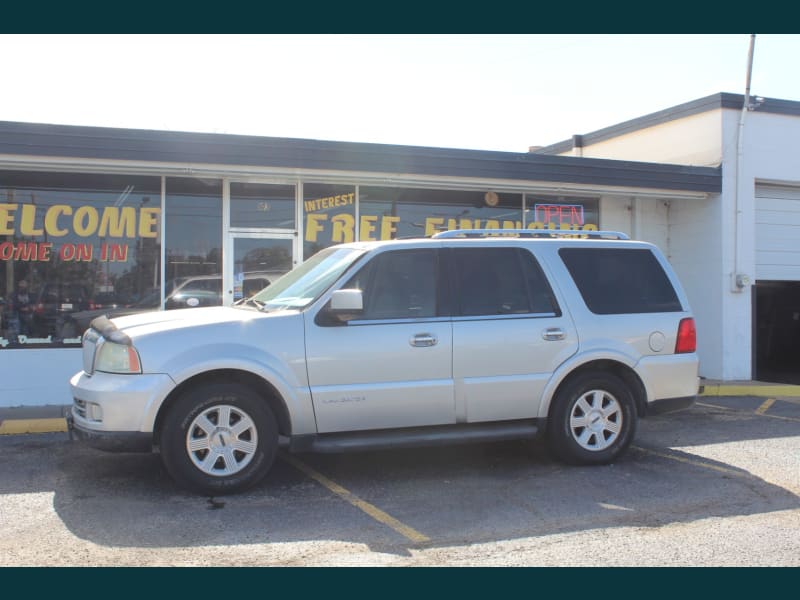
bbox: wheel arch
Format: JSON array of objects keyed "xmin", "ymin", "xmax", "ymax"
[
  {"xmin": 542, "ymin": 359, "xmax": 648, "ymax": 421},
  {"xmin": 152, "ymin": 369, "xmax": 292, "ymax": 448}
]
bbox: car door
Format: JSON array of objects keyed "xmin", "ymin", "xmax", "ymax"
[
  {"xmin": 305, "ymin": 247, "xmax": 454, "ymax": 433},
  {"xmin": 448, "ymin": 246, "xmax": 578, "ymax": 422}
]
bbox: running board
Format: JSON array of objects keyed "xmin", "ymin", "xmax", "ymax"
[{"xmin": 288, "ymin": 420, "xmax": 539, "ymax": 453}]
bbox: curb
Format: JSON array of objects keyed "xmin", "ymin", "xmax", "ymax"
[
  {"xmin": 0, "ymin": 417, "xmax": 68, "ymax": 435},
  {"xmin": 700, "ymin": 384, "xmax": 800, "ymax": 398}
]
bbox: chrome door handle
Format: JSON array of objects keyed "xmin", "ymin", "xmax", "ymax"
[
  {"xmin": 542, "ymin": 328, "xmax": 565, "ymax": 341},
  {"xmin": 410, "ymin": 333, "xmax": 438, "ymax": 347}
]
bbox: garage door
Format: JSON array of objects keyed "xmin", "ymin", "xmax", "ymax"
[{"xmin": 755, "ymin": 184, "xmax": 800, "ymax": 281}]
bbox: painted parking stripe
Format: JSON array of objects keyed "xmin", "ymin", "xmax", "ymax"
[
  {"xmin": 281, "ymin": 453, "xmax": 430, "ymax": 544},
  {"xmin": 0, "ymin": 418, "xmax": 68, "ymax": 435},
  {"xmin": 755, "ymin": 398, "xmax": 776, "ymax": 415},
  {"xmin": 633, "ymin": 445, "xmax": 800, "ymax": 496},
  {"xmin": 697, "ymin": 401, "xmax": 800, "ymax": 423},
  {"xmin": 632, "ymin": 445, "xmax": 749, "ymax": 478}
]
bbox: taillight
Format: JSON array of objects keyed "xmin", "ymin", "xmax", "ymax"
[{"xmin": 675, "ymin": 318, "xmax": 696, "ymax": 354}]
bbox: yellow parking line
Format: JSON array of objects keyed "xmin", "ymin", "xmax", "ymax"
[
  {"xmin": 755, "ymin": 398, "xmax": 776, "ymax": 415},
  {"xmin": 697, "ymin": 401, "xmax": 800, "ymax": 423},
  {"xmin": 281, "ymin": 453, "xmax": 430, "ymax": 544},
  {"xmin": 632, "ymin": 446, "xmax": 750, "ymax": 478},
  {"xmin": 0, "ymin": 418, "xmax": 67, "ymax": 435}
]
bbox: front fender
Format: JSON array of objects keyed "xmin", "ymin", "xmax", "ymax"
[{"xmin": 140, "ymin": 345, "xmax": 315, "ymax": 435}]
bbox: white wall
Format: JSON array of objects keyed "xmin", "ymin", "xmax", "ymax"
[
  {"xmin": 573, "ymin": 106, "xmax": 800, "ymax": 380},
  {"xmin": 600, "ymin": 193, "xmax": 725, "ymax": 379},
  {"xmin": 718, "ymin": 109, "xmax": 800, "ymax": 379},
  {"xmin": 667, "ymin": 194, "xmax": 725, "ymax": 378},
  {"xmin": 599, "ymin": 195, "xmax": 669, "ymax": 251},
  {"xmin": 0, "ymin": 348, "xmax": 81, "ymax": 407},
  {"xmin": 571, "ymin": 111, "xmax": 723, "ymax": 167}
]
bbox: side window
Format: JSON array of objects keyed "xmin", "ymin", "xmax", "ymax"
[
  {"xmin": 559, "ymin": 247, "xmax": 682, "ymax": 314},
  {"xmin": 452, "ymin": 247, "xmax": 558, "ymax": 317},
  {"xmin": 519, "ymin": 249, "xmax": 561, "ymax": 315},
  {"xmin": 344, "ymin": 249, "xmax": 438, "ymax": 320}
]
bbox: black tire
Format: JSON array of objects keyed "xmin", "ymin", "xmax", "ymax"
[
  {"xmin": 160, "ymin": 382, "xmax": 278, "ymax": 495},
  {"xmin": 547, "ymin": 371, "xmax": 637, "ymax": 465}
]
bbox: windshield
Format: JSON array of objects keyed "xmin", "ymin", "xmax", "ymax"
[{"xmin": 250, "ymin": 247, "xmax": 365, "ymax": 311}]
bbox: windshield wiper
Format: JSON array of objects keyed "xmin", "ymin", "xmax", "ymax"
[{"xmin": 235, "ymin": 297, "xmax": 265, "ymax": 310}]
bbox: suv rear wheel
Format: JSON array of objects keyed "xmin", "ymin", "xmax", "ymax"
[
  {"xmin": 160, "ymin": 382, "xmax": 278, "ymax": 494},
  {"xmin": 547, "ymin": 371, "xmax": 637, "ymax": 465}
]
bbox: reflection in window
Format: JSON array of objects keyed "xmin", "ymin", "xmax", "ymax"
[
  {"xmin": 0, "ymin": 171, "xmax": 160, "ymax": 347},
  {"xmin": 359, "ymin": 187, "xmax": 524, "ymax": 239},
  {"xmin": 165, "ymin": 178, "xmax": 222, "ymax": 306},
  {"xmin": 230, "ymin": 182, "xmax": 295, "ymax": 229}
]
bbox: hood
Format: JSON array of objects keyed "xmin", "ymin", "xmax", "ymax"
[{"xmin": 109, "ymin": 306, "xmax": 293, "ymax": 340}]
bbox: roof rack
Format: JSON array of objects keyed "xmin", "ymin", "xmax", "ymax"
[{"xmin": 432, "ymin": 229, "xmax": 630, "ymax": 240}]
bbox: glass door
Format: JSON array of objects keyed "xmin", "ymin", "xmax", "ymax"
[
  {"xmin": 225, "ymin": 234, "xmax": 294, "ymax": 306},
  {"xmin": 223, "ymin": 180, "xmax": 298, "ymax": 307}
]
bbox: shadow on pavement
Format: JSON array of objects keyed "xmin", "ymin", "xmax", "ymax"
[{"xmin": 0, "ymin": 400, "xmax": 797, "ymax": 557}]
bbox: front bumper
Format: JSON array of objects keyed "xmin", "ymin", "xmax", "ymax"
[
  {"xmin": 68, "ymin": 413, "xmax": 152, "ymax": 452},
  {"xmin": 69, "ymin": 370, "xmax": 176, "ymax": 449}
]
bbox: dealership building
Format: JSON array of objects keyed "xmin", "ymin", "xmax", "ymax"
[{"xmin": 1, "ymin": 92, "xmax": 798, "ymax": 408}]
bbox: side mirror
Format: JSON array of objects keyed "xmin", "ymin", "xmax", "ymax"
[{"xmin": 327, "ymin": 289, "xmax": 363, "ymax": 322}]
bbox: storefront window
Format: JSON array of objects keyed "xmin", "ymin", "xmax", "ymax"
[
  {"xmin": 165, "ymin": 178, "xmax": 223, "ymax": 308},
  {"xmin": 230, "ymin": 182, "xmax": 295, "ymax": 229},
  {"xmin": 359, "ymin": 187, "xmax": 524, "ymax": 238},
  {"xmin": 303, "ymin": 183, "xmax": 356, "ymax": 259},
  {"xmin": 0, "ymin": 171, "xmax": 161, "ymax": 348}
]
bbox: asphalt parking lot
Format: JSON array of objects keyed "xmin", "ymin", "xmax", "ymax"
[{"xmin": 1, "ymin": 394, "xmax": 798, "ymax": 566}]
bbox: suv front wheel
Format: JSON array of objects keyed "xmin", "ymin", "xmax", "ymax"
[
  {"xmin": 547, "ymin": 371, "xmax": 637, "ymax": 465},
  {"xmin": 160, "ymin": 382, "xmax": 278, "ymax": 495}
]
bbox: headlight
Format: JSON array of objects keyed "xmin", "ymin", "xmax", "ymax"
[{"xmin": 95, "ymin": 341, "xmax": 142, "ymax": 374}]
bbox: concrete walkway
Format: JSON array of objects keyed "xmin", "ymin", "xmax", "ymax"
[{"xmin": 2, "ymin": 379, "xmax": 799, "ymax": 435}]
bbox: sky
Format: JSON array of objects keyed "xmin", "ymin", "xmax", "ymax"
[{"xmin": 2, "ymin": 34, "xmax": 799, "ymax": 153}]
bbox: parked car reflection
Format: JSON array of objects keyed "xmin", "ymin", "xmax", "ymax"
[{"xmin": 71, "ymin": 272, "xmax": 277, "ymax": 337}]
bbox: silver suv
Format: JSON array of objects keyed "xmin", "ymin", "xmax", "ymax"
[{"xmin": 69, "ymin": 230, "xmax": 699, "ymax": 494}]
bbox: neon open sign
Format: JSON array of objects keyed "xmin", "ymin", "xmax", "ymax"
[{"xmin": 533, "ymin": 203, "xmax": 585, "ymax": 226}]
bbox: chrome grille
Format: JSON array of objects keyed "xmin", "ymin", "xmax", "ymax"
[{"xmin": 82, "ymin": 328, "xmax": 101, "ymax": 375}]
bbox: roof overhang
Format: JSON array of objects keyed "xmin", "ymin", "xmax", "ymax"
[{"xmin": 0, "ymin": 153, "xmax": 713, "ymax": 201}]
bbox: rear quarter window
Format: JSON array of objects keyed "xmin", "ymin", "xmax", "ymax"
[{"xmin": 559, "ymin": 247, "xmax": 682, "ymax": 314}]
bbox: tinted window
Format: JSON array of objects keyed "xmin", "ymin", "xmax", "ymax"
[
  {"xmin": 559, "ymin": 248, "xmax": 682, "ymax": 314},
  {"xmin": 452, "ymin": 247, "xmax": 558, "ymax": 316},
  {"xmin": 345, "ymin": 249, "xmax": 438, "ymax": 320}
]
